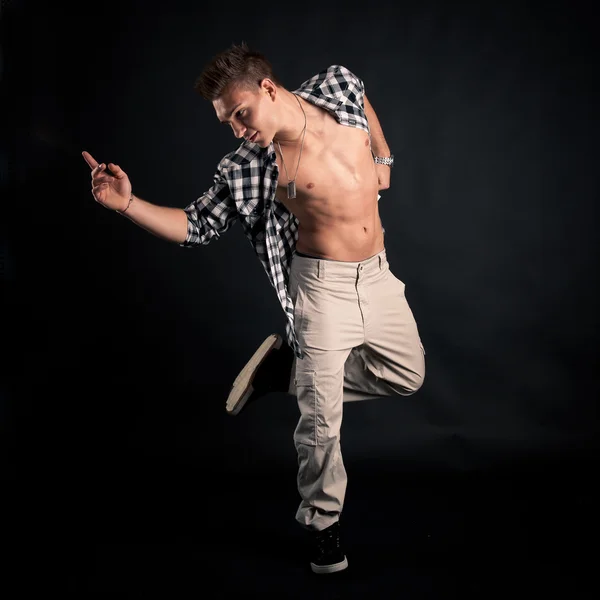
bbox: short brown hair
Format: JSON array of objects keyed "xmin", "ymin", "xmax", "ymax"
[{"xmin": 194, "ymin": 42, "xmax": 283, "ymax": 101}]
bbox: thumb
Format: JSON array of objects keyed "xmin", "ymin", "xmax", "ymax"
[{"xmin": 108, "ymin": 163, "xmax": 126, "ymax": 178}]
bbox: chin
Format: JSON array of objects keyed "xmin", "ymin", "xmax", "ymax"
[{"xmin": 258, "ymin": 136, "xmax": 272, "ymax": 148}]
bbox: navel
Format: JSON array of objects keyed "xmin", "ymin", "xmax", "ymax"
[{"xmin": 363, "ymin": 227, "xmax": 368, "ymax": 233}]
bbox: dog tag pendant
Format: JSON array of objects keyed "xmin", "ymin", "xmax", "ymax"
[{"xmin": 287, "ymin": 181, "xmax": 296, "ymax": 199}]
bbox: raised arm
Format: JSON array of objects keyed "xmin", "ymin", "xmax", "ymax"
[
  {"xmin": 116, "ymin": 193, "xmax": 189, "ymax": 244},
  {"xmin": 363, "ymin": 94, "xmax": 390, "ymax": 158},
  {"xmin": 363, "ymin": 94, "xmax": 392, "ymax": 190},
  {"xmin": 82, "ymin": 150, "xmax": 237, "ymax": 246},
  {"xmin": 82, "ymin": 151, "xmax": 188, "ymax": 243}
]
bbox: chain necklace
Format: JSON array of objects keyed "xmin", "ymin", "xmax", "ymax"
[{"xmin": 276, "ymin": 93, "xmax": 307, "ymax": 200}]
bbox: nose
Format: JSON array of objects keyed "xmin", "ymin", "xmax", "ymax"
[{"xmin": 232, "ymin": 123, "xmax": 246, "ymax": 139}]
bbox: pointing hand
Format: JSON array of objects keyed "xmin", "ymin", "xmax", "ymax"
[{"xmin": 82, "ymin": 150, "xmax": 132, "ymax": 211}]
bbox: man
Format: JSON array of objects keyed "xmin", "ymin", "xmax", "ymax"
[{"xmin": 82, "ymin": 42, "xmax": 425, "ymax": 574}]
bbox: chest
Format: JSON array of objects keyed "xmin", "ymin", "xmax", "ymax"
[{"xmin": 274, "ymin": 112, "xmax": 373, "ymax": 202}]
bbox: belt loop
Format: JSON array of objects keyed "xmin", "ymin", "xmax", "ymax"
[
  {"xmin": 379, "ymin": 255, "xmax": 382, "ymax": 269},
  {"xmin": 317, "ymin": 260, "xmax": 321, "ymax": 279}
]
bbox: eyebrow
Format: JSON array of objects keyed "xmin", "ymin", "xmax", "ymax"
[{"xmin": 219, "ymin": 103, "xmax": 243, "ymax": 124}]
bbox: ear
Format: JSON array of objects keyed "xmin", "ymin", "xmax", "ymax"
[{"xmin": 260, "ymin": 78, "xmax": 278, "ymax": 100}]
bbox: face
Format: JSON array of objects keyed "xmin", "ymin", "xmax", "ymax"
[{"xmin": 213, "ymin": 79, "xmax": 279, "ymax": 148}]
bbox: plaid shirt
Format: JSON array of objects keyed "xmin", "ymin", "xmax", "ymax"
[{"xmin": 181, "ymin": 65, "xmax": 378, "ymax": 358}]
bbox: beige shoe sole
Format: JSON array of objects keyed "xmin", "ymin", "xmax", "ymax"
[
  {"xmin": 225, "ymin": 334, "xmax": 283, "ymax": 416},
  {"xmin": 310, "ymin": 556, "xmax": 349, "ymax": 574}
]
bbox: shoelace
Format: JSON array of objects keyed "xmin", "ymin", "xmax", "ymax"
[{"xmin": 315, "ymin": 526, "xmax": 340, "ymax": 552}]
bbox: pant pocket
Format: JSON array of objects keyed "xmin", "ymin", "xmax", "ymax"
[{"xmin": 293, "ymin": 369, "xmax": 318, "ymax": 447}]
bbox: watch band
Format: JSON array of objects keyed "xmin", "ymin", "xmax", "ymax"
[{"xmin": 373, "ymin": 154, "xmax": 394, "ymax": 167}]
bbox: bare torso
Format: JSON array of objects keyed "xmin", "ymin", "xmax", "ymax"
[{"xmin": 274, "ymin": 96, "xmax": 385, "ymax": 262}]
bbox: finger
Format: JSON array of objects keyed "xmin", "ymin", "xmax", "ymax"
[
  {"xmin": 93, "ymin": 163, "xmax": 105, "ymax": 177},
  {"xmin": 82, "ymin": 150, "xmax": 99, "ymax": 170},
  {"xmin": 108, "ymin": 163, "xmax": 126, "ymax": 179},
  {"xmin": 92, "ymin": 173, "xmax": 114, "ymax": 185}
]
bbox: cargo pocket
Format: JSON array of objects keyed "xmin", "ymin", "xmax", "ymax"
[{"xmin": 293, "ymin": 369, "xmax": 318, "ymax": 447}]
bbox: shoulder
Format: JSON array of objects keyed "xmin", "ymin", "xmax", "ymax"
[
  {"xmin": 297, "ymin": 64, "xmax": 364, "ymax": 94},
  {"xmin": 216, "ymin": 143, "xmax": 267, "ymax": 172}
]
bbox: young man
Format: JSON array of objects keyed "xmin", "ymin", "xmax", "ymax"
[{"xmin": 82, "ymin": 42, "xmax": 425, "ymax": 574}]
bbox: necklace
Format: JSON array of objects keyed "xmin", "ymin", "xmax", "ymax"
[{"xmin": 276, "ymin": 93, "xmax": 307, "ymax": 200}]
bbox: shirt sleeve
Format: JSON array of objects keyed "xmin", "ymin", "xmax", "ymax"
[{"xmin": 179, "ymin": 167, "xmax": 238, "ymax": 247}]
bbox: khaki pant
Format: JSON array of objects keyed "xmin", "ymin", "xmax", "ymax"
[{"xmin": 287, "ymin": 248, "xmax": 425, "ymax": 531}]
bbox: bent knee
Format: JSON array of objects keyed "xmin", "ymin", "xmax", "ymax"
[
  {"xmin": 405, "ymin": 350, "xmax": 426, "ymax": 394},
  {"xmin": 390, "ymin": 368, "xmax": 425, "ymax": 396},
  {"xmin": 405, "ymin": 371, "xmax": 425, "ymax": 395}
]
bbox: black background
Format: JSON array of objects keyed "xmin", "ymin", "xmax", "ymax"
[{"xmin": 3, "ymin": 0, "xmax": 599, "ymax": 595}]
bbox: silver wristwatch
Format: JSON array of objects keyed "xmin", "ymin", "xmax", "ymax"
[{"xmin": 373, "ymin": 154, "xmax": 394, "ymax": 167}]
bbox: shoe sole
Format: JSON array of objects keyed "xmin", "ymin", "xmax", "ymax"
[
  {"xmin": 225, "ymin": 333, "xmax": 283, "ymax": 416},
  {"xmin": 310, "ymin": 556, "xmax": 349, "ymax": 574}
]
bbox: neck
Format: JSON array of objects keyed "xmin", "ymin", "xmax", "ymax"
[{"xmin": 273, "ymin": 91, "xmax": 307, "ymax": 146}]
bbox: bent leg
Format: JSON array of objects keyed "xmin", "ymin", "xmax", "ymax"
[{"xmin": 343, "ymin": 256, "xmax": 425, "ymax": 402}]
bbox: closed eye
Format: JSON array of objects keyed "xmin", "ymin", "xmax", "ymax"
[{"xmin": 221, "ymin": 109, "xmax": 246, "ymax": 125}]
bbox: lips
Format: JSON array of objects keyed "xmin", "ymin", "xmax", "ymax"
[{"xmin": 248, "ymin": 132, "xmax": 258, "ymax": 143}]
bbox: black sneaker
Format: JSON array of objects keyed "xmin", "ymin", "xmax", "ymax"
[
  {"xmin": 310, "ymin": 521, "xmax": 348, "ymax": 574},
  {"xmin": 225, "ymin": 334, "xmax": 295, "ymax": 416}
]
